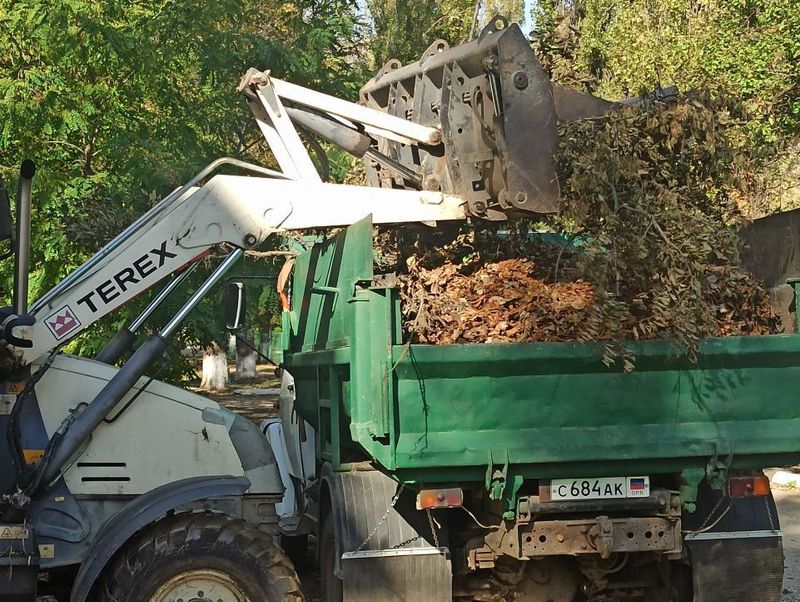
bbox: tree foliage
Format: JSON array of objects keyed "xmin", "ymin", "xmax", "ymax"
[
  {"xmin": 532, "ymin": 0, "xmax": 800, "ymax": 214},
  {"xmin": 366, "ymin": 0, "xmax": 476, "ymax": 66},
  {"xmin": 0, "ymin": 0, "xmax": 366, "ymax": 379},
  {"xmin": 555, "ymin": 94, "xmax": 778, "ymax": 363}
]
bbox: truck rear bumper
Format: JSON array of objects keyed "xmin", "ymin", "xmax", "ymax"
[
  {"xmin": 468, "ymin": 513, "xmax": 681, "ymax": 569},
  {"xmin": 520, "ymin": 515, "xmax": 680, "ymax": 558}
]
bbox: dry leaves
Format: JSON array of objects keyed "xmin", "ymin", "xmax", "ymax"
[
  {"xmin": 387, "ymin": 93, "xmax": 781, "ymax": 351},
  {"xmin": 394, "ymin": 243, "xmax": 779, "ymax": 346},
  {"xmin": 400, "ymin": 257, "xmax": 594, "ymax": 344}
]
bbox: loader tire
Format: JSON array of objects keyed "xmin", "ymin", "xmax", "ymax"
[{"xmin": 98, "ymin": 511, "xmax": 303, "ymax": 602}]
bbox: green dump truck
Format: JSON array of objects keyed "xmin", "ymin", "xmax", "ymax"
[{"xmin": 261, "ymin": 215, "xmax": 795, "ymax": 601}]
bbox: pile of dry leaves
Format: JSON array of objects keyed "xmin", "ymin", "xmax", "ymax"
[
  {"xmin": 401, "ymin": 257, "xmax": 593, "ymax": 344},
  {"xmin": 396, "ymin": 248, "xmax": 778, "ymax": 346},
  {"xmin": 386, "ymin": 93, "xmax": 781, "ymax": 351}
]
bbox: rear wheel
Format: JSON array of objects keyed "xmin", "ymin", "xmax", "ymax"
[{"xmin": 98, "ymin": 512, "xmax": 302, "ymax": 602}]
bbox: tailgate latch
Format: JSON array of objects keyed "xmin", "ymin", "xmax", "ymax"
[{"xmin": 486, "ymin": 450, "xmax": 509, "ymax": 501}]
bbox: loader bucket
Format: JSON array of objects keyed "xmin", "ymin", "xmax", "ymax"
[{"xmin": 360, "ymin": 16, "xmax": 583, "ymax": 219}]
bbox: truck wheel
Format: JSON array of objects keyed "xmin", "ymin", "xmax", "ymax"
[
  {"xmin": 320, "ymin": 518, "xmax": 343, "ymax": 602},
  {"xmin": 99, "ymin": 512, "xmax": 303, "ymax": 602}
]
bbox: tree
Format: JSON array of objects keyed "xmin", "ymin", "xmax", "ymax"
[
  {"xmin": 235, "ymin": 328, "xmax": 258, "ymax": 381},
  {"xmin": 481, "ymin": 1, "xmax": 525, "ymax": 25},
  {"xmin": 0, "ymin": 0, "xmax": 367, "ymax": 382},
  {"xmin": 200, "ymin": 341, "xmax": 229, "ymax": 391},
  {"xmin": 531, "ymin": 0, "xmax": 800, "ymax": 215},
  {"xmin": 366, "ymin": 0, "xmax": 476, "ymax": 66}
]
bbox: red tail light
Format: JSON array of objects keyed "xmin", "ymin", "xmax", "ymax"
[
  {"xmin": 728, "ymin": 475, "xmax": 771, "ymax": 498},
  {"xmin": 416, "ymin": 488, "xmax": 464, "ymax": 510}
]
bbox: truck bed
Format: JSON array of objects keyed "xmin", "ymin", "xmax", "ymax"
[{"xmin": 283, "ymin": 217, "xmax": 800, "ymax": 486}]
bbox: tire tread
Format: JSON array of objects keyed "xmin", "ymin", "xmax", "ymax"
[{"xmin": 98, "ymin": 511, "xmax": 303, "ymax": 601}]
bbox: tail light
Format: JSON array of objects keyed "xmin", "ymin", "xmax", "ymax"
[
  {"xmin": 416, "ymin": 488, "xmax": 463, "ymax": 510},
  {"xmin": 728, "ymin": 474, "xmax": 771, "ymax": 498}
]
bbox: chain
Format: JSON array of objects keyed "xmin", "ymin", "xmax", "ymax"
[
  {"xmin": 356, "ymin": 483, "xmax": 405, "ymax": 552},
  {"xmin": 697, "ymin": 494, "xmax": 725, "ymax": 531},
  {"xmin": 391, "ymin": 511, "xmax": 440, "ymax": 549},
  {"xmin": 765, "ymin": 495, "xmax": 777, "ymax": 531},
  {"xmin": 355, "ymin": 483, "xmax": 444, "ymax": 552},
  {"xmin": 392, "ymin": 535, "xmax": 421, "ymax": 549},
  {"xmin": 427, "ymin": 509, "xmax": 440, "ymax": 548}
]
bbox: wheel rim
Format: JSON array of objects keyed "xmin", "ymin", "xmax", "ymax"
[{"xmin": 151, "ymin": 569, "xmax": 250, "ymax": 602}]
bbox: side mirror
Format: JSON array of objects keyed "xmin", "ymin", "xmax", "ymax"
[{"xmin": 224, "ymin": 281, "xmax": 246, "ymax": 331}]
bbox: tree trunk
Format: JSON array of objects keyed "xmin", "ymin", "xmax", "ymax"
[
  {"xmin": 200, "ymin": 341, "xmax": 228, "ymax": 390},
  {"xmin": 258, "ymin": 330, "xmax": 270, "ymax": 359},
  {"xmin": 235, "ymin": 328, "xmax": 257, "ymax": 381}
]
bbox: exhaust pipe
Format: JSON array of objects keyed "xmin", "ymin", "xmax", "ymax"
[{"xmin": 14, "ymin": 160, "xmax": 36, "ymax": 314}]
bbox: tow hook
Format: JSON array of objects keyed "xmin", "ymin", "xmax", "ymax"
[{"xmin": 591, "ymin": 516, "xmax": 614, "ymax": 559}]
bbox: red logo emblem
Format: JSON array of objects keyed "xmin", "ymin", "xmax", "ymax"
[{"xmin": 45, "ymin": 306, "xmax": 82, "ymax": 340}]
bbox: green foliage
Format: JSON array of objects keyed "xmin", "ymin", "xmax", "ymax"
[
  {"xmin": 532, "ymin": 0, "xmax": 800, "ymax": 214},
  {"xmin": 366, "ymin": 0, "xmax": 476, "ymax": 66},
  {"xmin": 0, "ymin": 0, "xmax": 366, "ymax": 380},
  {"xmin": 553, "ymin": 93, "xmax": 777, "ymax": 363},
  {"xmin": 482, "ymin": 1, "xmax": 525, "ymax": 25}
]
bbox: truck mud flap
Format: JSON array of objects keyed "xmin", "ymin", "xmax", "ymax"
[
  {"xmin": 341, "ymin": 547, "xmax": 451, "ymax": 602},
  {"xmin": 686, "ymin": 531, "xmax": 783, "ymax": 602}
]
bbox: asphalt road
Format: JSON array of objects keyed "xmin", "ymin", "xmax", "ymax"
[{"xmin": 776, "ymin": 487, "xmax": 800, "ymax": 602}]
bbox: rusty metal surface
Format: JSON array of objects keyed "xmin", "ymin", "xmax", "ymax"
[
  {"xmin": 519, "ymin": 516, "xmax": 681, "ymax": 557},
  {"xmin": 359, "ymin": 20, "xmax": 560, "ymax": 219},
  {"xmin": 467, "ymin": 514, "xmax": 681, "ymax": 569}
]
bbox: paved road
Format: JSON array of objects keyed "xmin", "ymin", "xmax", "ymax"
[{"xmin": 776, "ymin": 487, "xmax": 800, "ymax": 602}]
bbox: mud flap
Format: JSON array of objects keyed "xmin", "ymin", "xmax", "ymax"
[
  {"xmin": 341, "ymin": 547, "xmax": 451, "ymax": 602},
  {"xmin": 686, "ymin": 532, "xmax": 783, "ymax": 602}
]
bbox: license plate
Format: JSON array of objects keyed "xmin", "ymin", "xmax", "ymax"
[{"xmin": 548, "ymin": 476, "xmax": 650, "ymax": 501}]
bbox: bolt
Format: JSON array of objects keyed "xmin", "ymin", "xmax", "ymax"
[
  {"xmin": 514, "ymin": 191, "xmax": 528, "ymax": 204},
  {"xmin": 556, "ymin": 533, "xmax": 565, "ymax": 543},
  {"xmin": 424, "ymin": 176, "xmax": 441, "ymax": 192},
  {"xmin": 513, "ymin": 71, "xmax": 529, "ymax": 90},
  {"xmin": 473, "ymin": 200, "xmax": 488, "ymax": 215},
  {"xmin": 243, "ymin": 233, "xmax": 258, "ymax": 247}
]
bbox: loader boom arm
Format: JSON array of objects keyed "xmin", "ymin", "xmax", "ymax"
[
  {"xmin": 6, "ymin": 18, "xmax": 573, "ymax": 364},
  {"xmin": 10, "ymin": 176, "xmax": 464, "ymax": 364},
  {"xmin": 4, "ymin": 71, "xmax": 469, "ymax": 365}
]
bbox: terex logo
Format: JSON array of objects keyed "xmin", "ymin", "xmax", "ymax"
[{"xmin": 77, "ymin": 241, "xmax": 178, "ymax": 313}]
